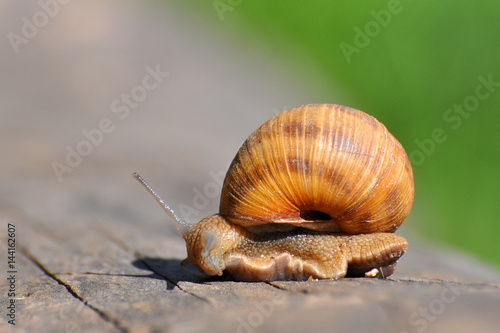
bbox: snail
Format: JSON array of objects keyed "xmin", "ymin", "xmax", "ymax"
[{"xmin": 134, "ymin": 104, "xmax": 414, "ymax": 281}]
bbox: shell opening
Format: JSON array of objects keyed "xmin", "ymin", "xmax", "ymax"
[{"xmin": 300, "ymin": 210, "xmax": 332, "ymax": 221}]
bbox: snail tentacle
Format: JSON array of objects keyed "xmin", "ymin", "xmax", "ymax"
[{"xmin": 133, "ymin": 172, "xmax": 192, "ymax": 238}]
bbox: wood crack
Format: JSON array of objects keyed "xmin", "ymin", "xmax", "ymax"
[
  {"xmin": 99, "ymin": 229, "xmax": 215, "ymax": 307},
  {"xmin": 266, "ymin": 281, "xmax": 309, "ymax": 294},
  {"xmin": 135, "ymin": 254, "xmax": 216, "ymax": 306},
  {"xmin": 388, "ymin": 277, "xmax": 500, "ymax": 289},
  {"xmin": 19, "ymin": 246, "xmax": 130, "ymax": 333}
]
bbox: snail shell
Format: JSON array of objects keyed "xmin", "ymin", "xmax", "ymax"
[
  {"xmin": 134, "ymin": 104, "xmax": 414, "ymax": 281},
  {"xmin": 221, "ymin": 104, "xmax": 414, "ymax": 234}
]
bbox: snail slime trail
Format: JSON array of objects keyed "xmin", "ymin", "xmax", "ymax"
[{"xmin": 135, "ymin": 104, "xmax": 414, "ymax": 281}]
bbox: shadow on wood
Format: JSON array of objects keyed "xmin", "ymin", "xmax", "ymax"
[{"xmin": 131, "ymin": 258, "xmax": 225, "ymax": 286}]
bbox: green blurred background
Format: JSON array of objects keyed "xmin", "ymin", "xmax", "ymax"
[{"xmin": 169, "ymin": 0, "xmax": 500, "ymax": 267}]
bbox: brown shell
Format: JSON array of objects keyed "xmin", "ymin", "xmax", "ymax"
[{"xmin": 219, "ymin": 104, "xmax": 414, "ymax": 234}]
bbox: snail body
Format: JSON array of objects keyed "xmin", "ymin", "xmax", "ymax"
[{"xmin": 135, "ymin": 104, "xmax": 414, "ymax": 281}]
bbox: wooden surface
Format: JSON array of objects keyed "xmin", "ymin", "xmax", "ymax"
[
  {"xmin": 2, "ymin": 203, "xmax": 500, "ymax": 333},
  {"xmin": 1, "ymin": 1, "xmax": 499, "ymax": 332}
]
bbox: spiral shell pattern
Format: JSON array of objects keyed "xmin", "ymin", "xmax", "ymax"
[{"xmin": 219, "ymin": 104, "xmax": 414, "ymax": 234}]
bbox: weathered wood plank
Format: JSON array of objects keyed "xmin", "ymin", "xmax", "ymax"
[
  {"xmin": 265, "ymin": 279, "xmax": 500, "ymax": 333},
  {"xmin": 0, "ymin": 238, "xmax": 120, "ymax": 333},
  {"xmin": 4, "ymin": 199, "xmax": 500, "ymax": 333},
  {"xmin": 63, "ymin": 273, "xmax": 211, "ymax": 333}
]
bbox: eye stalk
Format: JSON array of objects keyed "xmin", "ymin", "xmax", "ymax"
[
  {"xmin": 133, "ymin": 172, "xmax": 192, "ymax": 238},
  {"xmin": 133, "ymin": 172, "xmax": 230, "ymax": 276}
]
